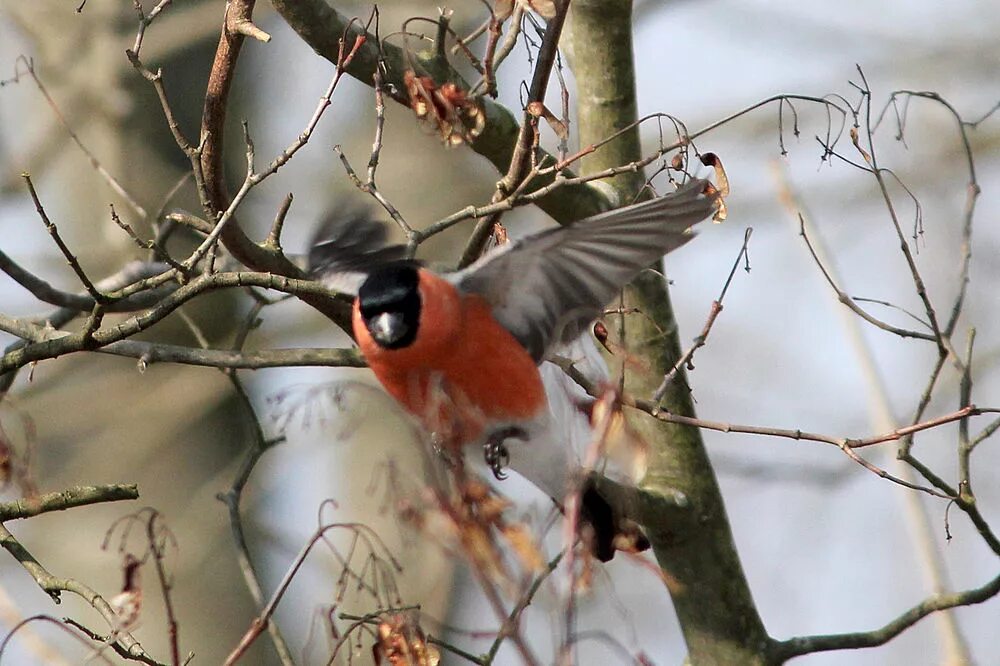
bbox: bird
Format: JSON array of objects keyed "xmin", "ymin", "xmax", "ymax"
[{"xmin": 310, "ymin": 179, "xmax": 718, "ymax": 560}]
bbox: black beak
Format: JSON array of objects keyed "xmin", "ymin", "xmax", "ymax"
[{"xmin": 368, "ymin": 311, "xmax": 409, "ymax": 347}]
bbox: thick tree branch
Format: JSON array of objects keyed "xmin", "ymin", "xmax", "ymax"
[
  {"xmin": 268, "ymin": 0, "xmax": 611, "ymax": 225},
  {"xmin": 191, "ymin": 0, "xmax": 353, "ymax": 330},
  {"xmin": 565, "ymin": 1, "xmax": 772, "ymax": 663}
]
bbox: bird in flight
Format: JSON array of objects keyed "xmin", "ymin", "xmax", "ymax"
[{"xmin": 312, "ymin": 179, "xmax": 718, "ymax": 560}]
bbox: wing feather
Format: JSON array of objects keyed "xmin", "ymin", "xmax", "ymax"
[
  {"xmin": 308, "ymin": 213, "xmax": 408, "ymax": 296},
  {"xmin": 452, "ymin": 179, "xmax": 718, "ymax": 360}
]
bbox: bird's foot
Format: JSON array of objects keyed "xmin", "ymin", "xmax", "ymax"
[
  {"xmin": 482, "ymin": 426, "xmax": 527, "ymax": 480},
  {"xmin": 483, "ymin": 440, "xmax": 510, "ymax": 480}
]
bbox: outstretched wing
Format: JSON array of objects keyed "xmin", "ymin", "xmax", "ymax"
[
  {"xmin": 308, "ymin": 212, "xmax": 408, "ymax": 296},
  {"xmin": 451, "ymin": 179, "xmax": 717, "ymax": 361}
]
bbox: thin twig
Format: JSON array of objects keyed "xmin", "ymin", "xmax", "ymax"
[
  {"xmin": 110, "ymin": 204, "xmax": 186, "ymax": 272},
  {"xmin": 0, "ymin": 270, "xmax": 354, "ymax": 375},
  {"xmin": 213, "ymin": 301, "xmax": 296, "ymax": 665},
  {"xmin": 0, "ymin": 505, "xmax": 157, "ymax": 664},
  {"xmin": 559, "ymin": 359, "xmax": 996, "ymax": 499},
  {"xmin": 23, "ymin": 174, "xmax": 107, "ymax": 303},
  {"xmin": 797, "ymin": 213, "xmax": 933, "ymax": 341},
  {"xmin": 12, "ymin": 57, "xmax": 147, "ymax": 220},
  {"xmin": 773, "ymin": 162, "xmax": 975, "ymax": 662},
  {"xmin": 651, "ymin": 227, "xmax": 752, "ymax": 404},
  {"xmin": 264, "ymin": 193, "xmax": 294, "ymax": 252},
  {"xmin": 225, "ymin": 520, "xmax": 401, "ymax": 665},
  {"xmin": 458, "ymin": 0, "xmax": 570, "ymax": 265},
  {"xmin": 0, "ymin": 615, "xmax": 112, "ymax": 665},
  {"xmin": 484, "ymin": 553, "xmax": 563, "ymax": 664}
]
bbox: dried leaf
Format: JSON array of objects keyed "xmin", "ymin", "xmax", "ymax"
[
  {"xmin": 699, "ymin": 152, "xmax": 730, "ymax": 197},
  {"xmin": 500, "ymin": 523, "xmax": 545, "ymax": 572},
  {"xmin": 591, "ymin": 390, "xmax": 649, "ymax": 483},
  {"xmin": 404, "ymin": 71, "xmax": 485, "ymax": 147},
  {"xmin": 849, "ymin": 126, "xmax": 872, "ymax": 164},
  {"xmin": 110, "ymin": 554, "xmax": 143, "ymax": 630},
  {"xmin": 702, "ymin": 181, "xmax": 728, "ymax": 224},
  {"xmin": 109, "ymin": 590, "xmax": 142, "ymax": 630},
  {"xmin": 374, "ymin": 614, "xmax": 440, "ymax": 666},
  {"xmin": 463, "ymin": 523, "xmax": 505, "ymax": 580},
  {"xmin": 0, "ymin": 437, "xmax": 10, "ymax": 490},
  {"xmin": 490, "ymin": 222, "xmax": 510, "ymax": 247},
  {"xmin": 464, "ymin": 478, "xmax": 510, "ymax": 523},
  {"xmin": 611, "ymin": 518, "xmax": 651, "ymax": 554},
  {"xmin": 593, "ymin": 321, "xmax": 611, "ymax": 353},
  {"xmin": 713, "ymin": 196, "xmax": 728, "ymax": 223}
]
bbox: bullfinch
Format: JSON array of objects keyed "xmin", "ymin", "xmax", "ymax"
[{"xmin": 311, "ymin": 179, "xmax": 718, "ymax": 560}]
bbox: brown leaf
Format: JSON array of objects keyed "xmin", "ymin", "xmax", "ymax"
[
  {"xmin": 593, "ymin": 321, "xmax": 611, "ymax": 352},
  {"xmin": 699, "ymin": 152, "xmax": 730, "ymax": 197},
  {"xmin": 462, "ymin": 523, "xmax": 505, "ymax": 580},
  {"xmin": 404, "ymin": 71, "xmax": 485, "ymax": 147},
  {"xmin": 702, "ymin": 181, "xmax": 728, "ymax": 224},
  {"xmin": 375, "ymin": 614, "xmax": 441, "ymax": 666},
  {"xmin": 590, "ymin": 389, "xmax": 649, "ymax": 481},
  {"xmin": 111, "ymin": 556, "xmax": 143, "ymax": 631},
  {"xmin": 490, "ymin": 222, "xmax": 510, "ymax": 247},
  {"xmin": 611, "ymin": 518, "xmax": 651, "ymax": 554},
  {"xmin": 849, "ymin": 126, "xmax": 872, "ymax": 164},
  {"xmin": 109, "ymin": 590, "xmax": 142, "ymax": 630},
  {"xmin": 0, "ymin": 437, "xmax": 10, "ymax": 490},
  {"xmin": 500, "ymin": 523, "xmax": 545, "ymax": 573}
]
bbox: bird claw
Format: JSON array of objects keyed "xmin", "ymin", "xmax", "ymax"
[
  {"xmin": 482, "ymin": 427, "xmax": 527, "ymax": 480},
  {"xmin": 483, "ymin": 439, "xmax": 510, "ymax": 480}
]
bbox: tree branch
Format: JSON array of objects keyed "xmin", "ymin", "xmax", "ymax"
[
  {"xmin": 268, "ymin": 0, "xmax": 612, "ymax": 225},
  {"xmin": 0, "ymin": 484, "xmax": 138, "ymax": 521},
  {"xmin": 771, "ymin": 572, "xmax": 1000, "ymax": 661},
  {"xmin": 564, "ymin": 1, "xmax": 771, "ymax": 663},
  {"xmin": 0, "ymin": 271, "xmax": 353, "ymax": 374},
  {"xmin": 0, "ymin": 487, "xmax": 158, "ymax": 665}
]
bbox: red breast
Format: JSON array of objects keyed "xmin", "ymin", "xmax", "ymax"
[{"xmin": 353, "ymin": 269, "xmax": 546, "ymax": 447}]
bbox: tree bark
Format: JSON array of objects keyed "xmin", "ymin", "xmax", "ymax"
[{"xmin": 565, "ymin": 2, "xmax": 774, "ymax": 663}]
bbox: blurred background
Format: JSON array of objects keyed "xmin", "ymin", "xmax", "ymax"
[{"xmin": 0, "ymin": 0, "xmax": 997, "ymax": 664}]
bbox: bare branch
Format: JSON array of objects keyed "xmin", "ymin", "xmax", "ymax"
[
  {"xmin": 0, "ymin": 484, "xmax": 138, "ymax": 521},
  {"xmin": 23, "ymin": 174, "xmax": 106, "ymax": 303},
  {"xmin": 0, "ymin": 495, "xmax": 157, "ymax": 664},
  {"xmin": 11, "ymin": 57, "xmax": 147, "ymax": 220},
  {"xmin": 0, "ymin": 271, "xmax": 353, "ymax": 375},
  {"xmin": 651, "ymin": 227, "xmax": 752, "ymax": 404},
  {"xmin": 483, "ymin": 553, "xmax": 563, "ymax": 664},
  {"xmin": 772, "ymin": 572, "xmax": 1000, "ymax": 660}
]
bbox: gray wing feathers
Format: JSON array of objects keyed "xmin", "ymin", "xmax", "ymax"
[
  {"xmin": 454, "ymin": 179, "xmax": 717, "ymax": 360},
  {"xmin": 308, "ymin": 213, "xmax": 407, "ymax": 296}
]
